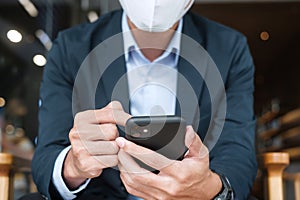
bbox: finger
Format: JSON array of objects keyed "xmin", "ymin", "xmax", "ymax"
[
  {"xmin": 84, "ymin": 141, "xmax": 119, "ymax": 155},
  {"xmin": 74, "ymin": 103, "xmax": 131, "ymax": 126},
  {"xmin": 73, "ymin": 123, "xmax": 119, "ymax": 141},
  {"xmin": 185, "ymin": 126, "xmax": 195, "ymax": 148},
  {"xmin": 118, "ymin": 149, "xmax": 146, "ymax": 174},
  {"xmin": 73, "ymin": 155, "xmax": 103, "ymax": 178},
  {"xmin": 116, "ymin": 137, "xmax": 174, "ymax": 172},
  {"xmin": 94, "ymin": 107, "xmax": 131, "ymax": 126},
  {"xmin": 118, "ymin": 163, "xmax": 166, "ymax": 200},
  {"xmin": 100, "ymin": 101, "xmax": 131, "ymax": 126},
  {"xmin": 184, "ymin": 126, "xmax": 208, "ymax": 158},
  {"xmin": 92, "ymin": 154, "xmax": 119, "ymax": 169},
  {"xmin": 118, "ymin": 164, "xmax": 155, "ymax": 199},
  {"xmin": 101, "ymin": 101, "xmax": 131, "ymax": 126},
  {"xmin": 118, "ymin": 150, "xmax": 166, "ymax": 188},
  {"xmin": 112, "ymin": 109, "xmax": 132, "ymax": 127},
  {"xmin": 106, "ymin": 101, "xmax": 124, "ymax": 110},
  {"xmin": 69, "ymin": 146, "xmax": 118, "ymax": 177}
]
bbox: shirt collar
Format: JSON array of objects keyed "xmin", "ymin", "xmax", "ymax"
[{"xmin": 122, "ymin": 12, "xmax": 183, "ymax": 63}]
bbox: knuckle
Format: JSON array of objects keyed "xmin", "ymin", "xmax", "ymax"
[
  {"xmin": 88, "ymin": 170, "xmax": 102, "ymax": 178},
  {"xmin": 102, "ymin": 106, "xmax": 111, "ymax": 114},
  {"xmin": 72, "ymin": 146, "xmax": 85, "ymax": 158},
  {"xmin": 111, "ymin": 155, "xmax": 119, "ymax": 166},
  {"xmin": 125, "ymin": 186, "xmax": 136, "ymax": 195},
  {"xmin": 159, "ymin": 195, "xmax": 169, "ymax": 200},
  {"xmin": 107, "ymin": 109, "xmax": 115, "ymax": 121},
  {"xmin": 100, "ymin": 155, "xmax": 118, "ymax": 168},
  {"xmin": 74, "ymin": 111, "xmax": 86, "ymax": 125},
  {"xmin": 111, "ymin": 124, "xmax": 118, "ymax": 132},
  {"xmin": 176, "ymin": 173, "xmax": 188, "ymax": 184},
  {"xmin": 74, "ymin": 112, "xmax": 83, "ymax": 123},
  {"xmin": 105, "ymin": 123, "xmax": 117, "ymax": 131},
  {"xmin": 77, "ymin": 159, "xmax": 87, "ymax": 171},
  {"xmin": 69, "ymin": 129, "xmax": 77, "ymax": 140},
  {"xmin": 168, "ymin": 184, "xmax": 181, "ymax": 197},
  {"xmin": 75, "ymin": 110, "xmax": 94, "ymax": 124},
  {"xmin": 72, "ymin": 148, "xmax": 80, "ymax": 157},
  {"xmin": 100, "ymin": 107, "xmax": 114, "ymax": 122},
  {"xmin": 131, "ymin": 174, "xmax": 144, "ymax": 183},
  {"xmin": 78, "ymin": 158, "xmax": 98, "ymax": 173},
  {"xmin": 108, "ymin": 124, "xmax": 118, "ymax": 138},
  {"xmin": 100, "ymin": 124, "xmax": 118, "ymax": 140},
  {"xmin": 110, "ymin": 142, "xmax": 119, "ymax": 154},
  {"xmin": 111, "ymin": 101, "xmax": 123, "ymax": 110},
  {"xmin": 125, "ymin": 178, "xmax": 135, "ymax": 188}
]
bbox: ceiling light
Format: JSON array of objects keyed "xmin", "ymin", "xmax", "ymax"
[
  {"xmin": 33, "ymin": 54, "xmax": 47, "ymax": 67},
  {"xmin": 260, "ymin": 31, "xmax": 270, "ymax": 41},
  {"xmin": 35, "ymin": 29, "xmax": 52, "ymax": 50},
  {"xmin": 18, "ymin": 0, "xmax": 38, "ymax": 17},
  {"xmin": 0, "ymin": 97, "xmax": 6, "ymax": 107},
  {"xmin": 5, "ymin": 124, "xmax": 15, "ymax": 135},
  {"xmin": 7, "ymin": 30, "xmax": 22, "ymax": 43},
  {"xmin": 88, "ymin": 11, "xmax": 99, "ymax": 23}
]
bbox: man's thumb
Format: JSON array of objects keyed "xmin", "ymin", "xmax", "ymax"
[{"xmin": 185, "ymin": 126, "xmax": 208, "ymax": 158}]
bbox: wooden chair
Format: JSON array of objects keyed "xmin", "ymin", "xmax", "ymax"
[
  {"xmin": 0, "ymin": 153, "xmax": 13, "ymax": 200},
  {"xmin": 256, "ymin": 107, "xmax": 300, "ymax": 200},
  {"xmin": 260, "ymin": 152, "xmax": 290, "ymax": 200},
  {"xmin": 0, "ymin": 153, "xmax": 35, "ymax": 200}
]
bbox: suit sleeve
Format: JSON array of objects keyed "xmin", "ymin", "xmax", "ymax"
[
  {"xmin": 31, "ymin": 33, "xmax": 75, "ymax": 199},
  {"xmin": 209, "ymin": 36, "xmax": 257, "ymax": 200}
]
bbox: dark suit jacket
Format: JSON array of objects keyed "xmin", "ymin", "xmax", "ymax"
[{"xmin": 32, "ymin": 10, "xmax": 257, "ymax": 200}]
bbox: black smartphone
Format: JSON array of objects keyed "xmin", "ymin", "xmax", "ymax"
[{"xmin": 125, "ymin": 116, "xmax": 187, "ymax": 161}]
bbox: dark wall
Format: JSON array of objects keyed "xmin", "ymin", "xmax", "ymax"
[
  {"xmin": 0, "ymin": 2, "xmax": 73, "ymax": 142},
  {"xmin": 192, "ymin": 2, "xmax": 300, "ymax": 114}
]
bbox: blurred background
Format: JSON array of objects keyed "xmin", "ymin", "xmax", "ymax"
[{"xmin": 0, "ymin": 0, "xmax": 299, "ymax": 199}]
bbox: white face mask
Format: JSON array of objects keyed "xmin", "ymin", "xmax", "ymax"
[{"xmin": 119, "ymin": 0, "xmax": 194, "ymax": 32}]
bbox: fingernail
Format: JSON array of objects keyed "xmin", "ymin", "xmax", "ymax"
[
  {"xmin": 116, "ymin": 137, "xmax": 126, "ymax": 148},
  {"xmin": 184, "ymin": 150, "xmax": 190, "ymax": 157},
  {"xmin": 186, "ymin": 125, "xmax": 193, "ymax": 131},
  {"xmin": 187, "ymin": 126, "xmax": 195, "ymax": 137},
  {"xmin": 185, "ymin": 126, "xmax": 195, "ymax": 147}
]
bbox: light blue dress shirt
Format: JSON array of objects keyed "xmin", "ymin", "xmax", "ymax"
[
  {"xmin": 52, "ymin": 12, "xmax": 183, "ymax": 200},
  {"xmin": 122, "ymin": 13, "xmax": 182, "ymax": 117}
]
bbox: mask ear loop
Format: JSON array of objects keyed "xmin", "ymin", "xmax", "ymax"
[
  {"xmin": 172, "ymin": 0, "xmax": 194, "ymax": 29},
  {"xmin": 184, "ymin": 0, "xmax": 194, "ymax": 10}
]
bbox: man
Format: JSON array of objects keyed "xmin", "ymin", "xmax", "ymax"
[{"xmin": 32, "ymin": 0, "xmax": 257, "ymax": 199}]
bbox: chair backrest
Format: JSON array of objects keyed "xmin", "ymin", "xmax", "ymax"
[
  {"xmin": 0, "ymin": 153, "xmax": 13, "ymax": 200},
  {"xmin": 260, "ymin": 152, "xmax": 290, "ymax": 200}
]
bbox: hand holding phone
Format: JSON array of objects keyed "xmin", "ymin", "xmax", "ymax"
[{"xmin": 125, "ymin": 116, "xmax": 187, "ymax": 161}]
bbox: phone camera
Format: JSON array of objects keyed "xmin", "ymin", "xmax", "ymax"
[{"xmin": 131, "ymin": 126, "xmax": 151, "ymax": 138}]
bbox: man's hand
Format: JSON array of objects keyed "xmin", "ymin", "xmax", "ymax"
[
  {"xmin": 116, "ymin": 126, "xmax": 222, "ymax": 200},
  {"xmin": 63, "ymin": 101, "xmax": 131, "ymax": 189}
]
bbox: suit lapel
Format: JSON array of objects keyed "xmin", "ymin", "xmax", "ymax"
[
  {"xmin": 92, "ymin": 11, "xmax": 130, "ymax": 113},
  {"xmin": 101, "ymin": 55, "xmax": 130, "ymax": 114},
  {"xmin": 176, "ymin": 13, "xmax": 208, "ymax": 126}
]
